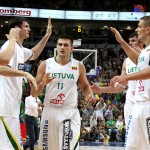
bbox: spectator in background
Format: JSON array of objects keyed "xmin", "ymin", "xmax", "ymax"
[
  {"xmin": 94, "ymin": 99, "xmax": 107, "ymax": 120},
  {"xmin": 106, "ymin": 116, "xmax": 117, "ymax": 142},
  {"xmin": 23, "ymin": 92, "xmax": 43, "ymax": 150},
  {"xmin": 104, "ymin": 104, "xmax": 113, "ymax": 121}
]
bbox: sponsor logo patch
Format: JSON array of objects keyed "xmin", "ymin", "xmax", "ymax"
[{"xmin": 62, "ymin": 119, "xmax": 73, "ymax": 150}]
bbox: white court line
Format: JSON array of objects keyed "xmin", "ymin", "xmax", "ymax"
[{"xmin": 80, "ymin": 146, "xmax": 123, "ymax": 150}]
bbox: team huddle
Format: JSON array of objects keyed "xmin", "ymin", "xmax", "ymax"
[{"xmin": 0, "ymin": 15, "xmax": 150, "ymax": 150}]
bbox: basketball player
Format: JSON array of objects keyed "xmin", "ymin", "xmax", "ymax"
[
  {"xmin": 110, "ymin": 16, "xmax": 150, "ymax": 150},
  {"xmin": 31, "ymin": 34, "xmax": 95, "ymax": 150},
  {"xmin": 91, "ymin": 32, "xmax": 144, "ymax": 124},
  {"xmin": 0, "ymin": 16, "xmax": 52, "ymax": 149}
]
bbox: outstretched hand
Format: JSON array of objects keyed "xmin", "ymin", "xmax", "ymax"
[
  {"xmin": 90, "ymin": 81, "xmax": 100, "ymax": 93},
  {"xmin": 39, "ymin": 73, "xmax": 55, "ymax": 87},
  {"xmin": 85, "ymin": 94, "xmax": 96, "ymax": 108},
  {"xmin": 110, "ymin": 27, "xmax": 124, "ymax": 44},
  {"xmin": 46, "ymin": 17, "xmax": 52, "ymax": 36},
  {"xmin": 30, "ymin": 73, "xmax": 55, "ymax": 97},
  {"xmin": 132, "ymin": 46, "xmax": 142, "ymax": 54},
  {"xmin": 110, "ymin": 75, "xmax": 128, "ymax": 87}
]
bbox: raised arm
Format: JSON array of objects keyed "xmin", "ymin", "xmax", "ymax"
[
  {"xmin": 0, "ymin": 28, "xmax": 20, "ymax": 65},
  {"xmin": 110, "ymin": 27, "xmax": 139, "ymax": 64},
  {"xmin": 31, "ymin": 17, "xmax": 52, "ymax": 60}
]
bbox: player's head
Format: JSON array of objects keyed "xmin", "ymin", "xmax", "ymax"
[
  {"xmin": 8, "ymin": 17, "xmax": 31, "ymax": 39},
  {"xmin": 57, "ymin": 34, "xmax": 73, "ymax": 46},
  {"xmin": 129, "ymin": 32, "xmax": 143, "ymax": 50},
  {"xmin": 135, "ymin": 15, "xmax": 150, "ymax": 45},
  {"xmin": 8, "ymin": 17, "xmax": 29, "ymax": 30},
  {"xmin": 56, "ymin": 34, "xmax": 74, "ymax": 56}
]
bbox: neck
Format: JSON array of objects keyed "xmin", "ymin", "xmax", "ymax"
[
  {"xmin": 16, "ymin": 38, "xmax": 23, "ymax": 46},
  {"xmin": 56, "ymin": 56, "xmax": 71, "ymax": 65},
  {"xmin": 145, "ymin": 37, "xmax": 150, "ymax": 47}
]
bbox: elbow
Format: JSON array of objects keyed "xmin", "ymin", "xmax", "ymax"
[{"xmin": 0, "ymin": 59, "xmax": 10, "ymax": 65}]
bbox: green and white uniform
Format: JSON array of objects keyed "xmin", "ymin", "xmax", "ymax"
[
  {"xmin": 125, "ymin": 46, "xmax": 150, "ymax": 150},
  {"xmin": 38, "ymin": 57, "xmax": 81, "ymax": 150},
  {"xmin": 124, "ymin": 58, "xmax": 138, "ymax": 124},
  {"xmin": 0, "ymin": 41, "xmax": 33, "ymax": 150}
]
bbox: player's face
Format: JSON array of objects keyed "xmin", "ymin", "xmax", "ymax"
[
  {"xmin": 135, "ymin": 20, "xmax": 148, "ymax": 43},
  {"xmin": 129, "ymin": 36, "xmax": 138, "ymax": 48},
  {"xmin": 19, "ymin": 21, "xmax": 31, "ymax": 39},
  {"xmin": 56, "ymin": 39, "xmax": 73, "ymax": 57}
]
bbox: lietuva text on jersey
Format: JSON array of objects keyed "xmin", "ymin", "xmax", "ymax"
[{"xmin": 49, "ymin": 72, "xmax": 74, "ymax": 79}]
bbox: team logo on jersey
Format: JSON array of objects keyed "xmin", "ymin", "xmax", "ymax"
[
  {"xmin": 62, "ymin": 119, "xmax": 73, "ymax": 150},
  {"xmin": 18, "ymin": 63, "xmax": 24, "ymax": 70},
  {"xmin": 146, "ymin": 117, "xmax": 150, "ymax": 144},
  {"xmin": 50, "ymin": 93, "xmax": 65, "ymax": 105}
]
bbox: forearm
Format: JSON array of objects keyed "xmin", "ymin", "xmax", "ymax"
[
  {"xmin": 98, "ymin": 86, "xmax": 124, "ymax": 93},
  {"xmin": 0, "ymin": 39, "xmax": 16, "ymax": 65},
  {"xmin": 31, "ymin": 34, "xmax": 51, "ymax": 59},
  {"xmin": 119, "ymin": 40, "xmax": 139, "ymax": 64},
  {"xmin": 127, "ymin": 67, "xmax": 150, "ymax": 81},
  {"xmin": 0, "ymin": 66, "xmax": 28, "ymax": 77},
  {"xmin": 82, "ymin": 86, "xmax": 93, "ymax": 97}
]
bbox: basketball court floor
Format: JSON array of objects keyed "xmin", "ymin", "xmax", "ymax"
[
  {"xmin": 33, "ymin": 142, "xmax": 124, "ymax": 150},
  {"xmin": 79, "ymin": 142, "xmax": 124, "ymax": 150}
]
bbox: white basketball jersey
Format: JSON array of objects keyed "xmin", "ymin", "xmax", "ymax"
[
  {"xmin": 135, "ymin": 46, "xmax": 150, "ymax": 102},
  {"xmin": 125, "ymin": 58, "xmax": 138, "ymax": 104},
  {"xmin": 0, "ymin": 41, "xmax": 33, "ymax": 117},
  {"xmin": 44, "ymin": 57, "xmax": 79, "ymax": 108}
]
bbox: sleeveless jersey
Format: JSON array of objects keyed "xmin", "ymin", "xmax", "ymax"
[
  {"xmin": 135, "ymin": 46, "xmax": 150, "ymax": 102},
  {"xmin": 44, "ymin": 57, "xmax": 79, "ymax": 108},
  {"xmin": 0, "ymin": 41, "xmax": 33, "ymax": 117},
  {"xmin": 125, "ymin": 58, "xmax": 138, "ymax": 104}
]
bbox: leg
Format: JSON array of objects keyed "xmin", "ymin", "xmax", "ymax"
[
  {"xmin": 34, "ymin": 118, "xmax": 39, "ymax": 143},
  {"xmin": 24, "ymin": 116, "xmax": 36, "ymax": 150},
  {"xmin": 58, "ymin": 109, "xmax": 81, "ymax": 150},
  {"xmin": 0, "ymin": 116, "xmax": 22, "ymax": 150}
]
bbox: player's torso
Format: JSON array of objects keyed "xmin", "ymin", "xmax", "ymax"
[
  {"xmin": 0, "ymin": 42, "xmax": 29, "ymax": 116},
  {"xmin": 44, "ymin": 57, "xmax": 79, "ymax": 107},
  {"xmin": 135, "ymin": 48, "xmax": 150, "ymax": 101},
  {"xmin": 125, "ymin": 58, "xmax": 138, "ymax": 103}
]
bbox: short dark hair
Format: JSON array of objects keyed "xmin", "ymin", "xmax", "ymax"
[
  {"xmin": 129, "ymin": 32, "xmax": 138, "ymax": 38},
  {"xmin": 8, "ymin": 17, "xmax": 29, "ymax": 31},
  {"xmin": 57, "ymin": 34, "xmax": 73, "ymax": 46}
]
